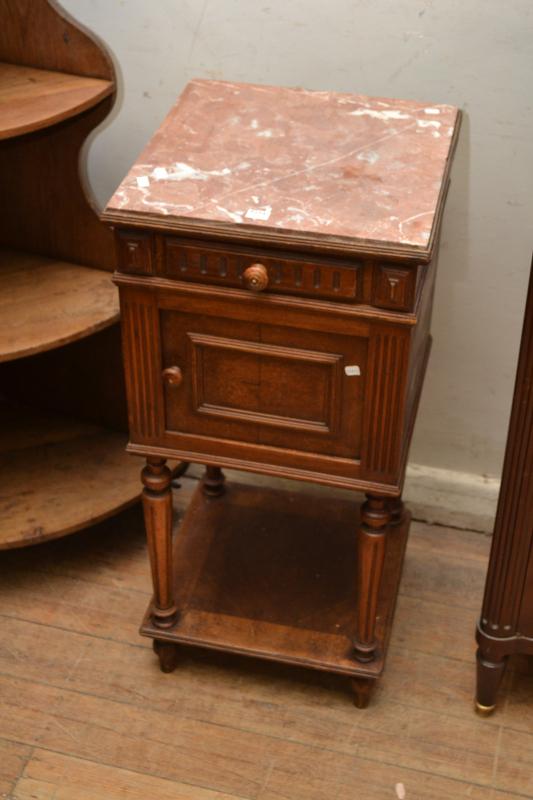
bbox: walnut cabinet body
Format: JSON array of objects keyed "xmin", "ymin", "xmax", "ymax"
[{"xmin": 104, "ymin": 79, "xmax": 461, "ymax": 705}]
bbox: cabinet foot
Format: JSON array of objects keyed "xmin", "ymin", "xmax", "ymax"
[
  {"xmin": 475, "ymin": 701, "xmax": 496, "ymax": 717},
  {"xmin": 475, "ymin": 647, "xmax": 507, "ymax": 714},
  {"xmin": 153, "ymin": 640, "xmax": 179, "ymax": 673},
  {"xmin": 350, "ymin": 677, "xmax": 374, "ymax": 708}
]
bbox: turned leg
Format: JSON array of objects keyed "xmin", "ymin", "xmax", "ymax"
[
  {"xmin": 353, "ymin": 494, "xmax": 390, "ymax": 663},
  {"xmin": 388, "ymin": 495, "xmax": 405, "ymax": 527},
  {"xmin": 350, "ymin": 677, "xmax": 375, "ymax": 709},
  {"xmin": 141, "ymin": 457, "xmax": 178, "ymax": 630},
  {"xmin": 153, "ymin": 639, "xmax": 179, "ymax": 673},
  {"xmin": 475, "ymin": 648, "xmax": 508, "ymax": 715},
  {"xmin": 202, "ymin": 465, "xmax": 226, "ymax": 497}
]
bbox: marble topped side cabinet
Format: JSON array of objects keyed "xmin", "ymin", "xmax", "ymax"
[{"xmin": 103, "ymin": 80, "xmax": 461, "ymax": 707}]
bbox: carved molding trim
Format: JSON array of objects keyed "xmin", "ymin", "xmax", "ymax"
[
  {"xmin": 188, "ymin": 331, "xmax": 343, "ymax": 435},
  {"xmin": 121, "ymin": 296, "xmax": 162, "ymax": 440},
  {"xmin": 361, "ymin": 331, "xmax": 409, "ymax": 478}
]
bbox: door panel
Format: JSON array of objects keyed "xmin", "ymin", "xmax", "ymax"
[{"xmin": 160, "ymin": 306, "xmax": 367, "ymax": 459}]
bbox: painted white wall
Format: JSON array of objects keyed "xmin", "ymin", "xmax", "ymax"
[{"xmin": 64, "ymin": 0, "xmax": 533, "ymax": 478}]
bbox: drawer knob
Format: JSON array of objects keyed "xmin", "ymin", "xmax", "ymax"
[
  {"xmin": 162, "ymin": 366, "xmax": 183, "ymax": 387},
  {"xmin": 243, "ymin": 263, "xmax": 269, "ymax": 292}
]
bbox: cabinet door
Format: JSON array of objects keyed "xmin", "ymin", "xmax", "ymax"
[{"xmin": 159, "ymin": 302, "xmax": 368, "ymax": 460}]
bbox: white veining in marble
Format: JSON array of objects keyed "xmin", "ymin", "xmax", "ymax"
[{"xmin": 106, "ymin": 79, "xmax": 460, "ymax": 250}]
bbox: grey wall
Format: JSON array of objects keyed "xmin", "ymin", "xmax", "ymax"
[{"xmin": 64, "ymin": 0, "xmax": 533, "ymax": 477}]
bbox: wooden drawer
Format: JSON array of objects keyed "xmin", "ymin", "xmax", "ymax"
[
  {"xmin": 115, "ymin": 231, "xmax": 422, "ymax": 313},
  {"xmin": 160, "ymin": 237, "xmax": 363, "ymax": 303}
]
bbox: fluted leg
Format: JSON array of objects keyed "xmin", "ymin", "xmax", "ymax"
[
  {"xmin": 353, "ymin": 494, "xmax": 390, "ymax": 663},
  {"xmin": 475, "ymin": 648, "xmax": 507, "ymax": 715},
  {"xmin": 202, "ymin": 465, "xmax": 226, "ymax": 497},
  {"xmin": 141, "ymin": 457, "xmax": 178, "ymax": 630}
]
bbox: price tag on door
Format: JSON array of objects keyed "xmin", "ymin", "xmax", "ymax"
[{"xmin": 344, "ymin": 365, "xmax": 361, "ymax": 376}]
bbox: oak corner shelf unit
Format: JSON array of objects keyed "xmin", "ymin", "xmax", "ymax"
[{"xmin": 0, "ymin": 0, "xmax": 139, "ymax": 549}]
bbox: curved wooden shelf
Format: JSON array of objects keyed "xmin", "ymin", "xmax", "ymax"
[
  {"xmin": 0, "ymin": 62, "xmax": 113, "ymax": 140},
  {"xmin": 0, "ymin": 249, "xmax": 120, "ymax": 363},
  {"xmin": 0, "ymin": 404, "xmax": 141, "ymax": 550}
]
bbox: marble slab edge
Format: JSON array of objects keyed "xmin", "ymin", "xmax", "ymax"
[{"xmin": 102, "ymin": 110, "xmax": 461, "ymax": 264}]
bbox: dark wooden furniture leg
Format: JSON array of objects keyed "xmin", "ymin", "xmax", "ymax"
[
  {"xmin": 474, "ymin": 263, "xmax": 533, "ymax": 713},
  {"xmin": 350, "ymin": 677, "xmax": 375, "ymax": 709},
  {"xmin": 353, "ymin": 494, "xmax": 390, "ymax": 663},
  {"xmin": 475, "ymin": 648, "xmax": 507, "ymax": 715},
  {"xmin": 152, "ymin": 639, "xmax": 179, "ymax": 673},
  {"xmin": 142, "ymin": 457, "xmax": 179, "ymax": 672},
  {"xmin": 388, "ymin": 496, "xmax": 405, "ymax": 527},
  {"xmin": 202, "ymin": 465, "xmax": 226, "ymax": 497},
  {"xmin": 170, "ymin": 461, "xmax": 190, "ymax": 485},
  {"xmin": 141, "ymin": 457, "xmax": 178, "ymax": 624}
]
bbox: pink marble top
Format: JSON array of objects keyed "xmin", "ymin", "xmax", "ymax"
[{"xmin": 105, "ymin": 79, "xmax": 460, "ymax": 256}]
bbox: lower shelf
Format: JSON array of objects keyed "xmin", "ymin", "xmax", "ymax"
[
  {"xmin": 0, "ymin": 404, "xmax": 141, "ymax": 549},
  {"xmin": 141, "ymin": 480, "xmax": 409, "ymax": 680}
]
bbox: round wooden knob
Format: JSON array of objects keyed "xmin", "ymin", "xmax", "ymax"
[
  {"xmin": 243, "ymin": 263, "xmax": 269, "ymax": 292},
  {"xmin": 162, "ymin": 366, "xmax": 183, "ymax": 387}
]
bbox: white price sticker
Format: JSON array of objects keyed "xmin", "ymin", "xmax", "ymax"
[
  {"xmin": 344, "ymin": 365, "xmax": 361, "ymax": 376},
  {"xmin": 245, "ymin": 206, "xmax": 272, "ymax": 221}
]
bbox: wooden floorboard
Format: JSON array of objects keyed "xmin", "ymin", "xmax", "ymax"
[
  {"xmin": 0, "ymin": 738, "xmax": 33, "ymax": 799},
  {"xmin": 0, "ymin": 473, "xmax": 531, "ymax": 800}
]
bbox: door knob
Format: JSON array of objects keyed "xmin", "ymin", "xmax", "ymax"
[
  {"xmin": 162, "ymin": 366, "xmax": 183, "ymax": 387},
  {"xmin": 243, "ymin": 263, "xmax": 269, "ymax": 292}
]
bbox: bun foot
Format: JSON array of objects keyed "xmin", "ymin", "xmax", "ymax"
[
  {"xmin": 350, "ymin": 677, "xmax": 374, "ymax": 709},
  {"xmin": 153, "ymin": 640, "xmax": 179, "ymax": 673}
]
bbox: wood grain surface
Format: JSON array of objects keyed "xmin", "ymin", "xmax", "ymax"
[
  {"xmin": 141, "ymin": 481, "xmax": 409, "ymax": 679},
  {"xmin": 0, "ymin": 403, "xmax": 140, "ymax": 549},
  {"xmin": 0, "ymin": 472, "xmax": 531, "ymax": 799},
  {"xmin": 0, "ymin": 250, "xmax": 119, "ymax": 362},
  {"xmin": 0, "ymin": 0, "xmax": 114, "ymax": 79},
  {"xmin": 0, "ymin": 62, "xmax": 113, "ymax": 139}
]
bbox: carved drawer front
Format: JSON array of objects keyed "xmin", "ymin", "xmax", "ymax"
[
  {"xmin": 161, "ymin": 237, "xmax": 362, "ymax": 302},
  {"xmin": 159, "ymin": 306, "xmax": 368, "ymax": 459},
  {"xmin": 116, "ymin": 230, "xmax": 153, "ymax": 275},
  {"xmin": 372, "ymin": 264, "xmax": 416, "ymax": 311}
]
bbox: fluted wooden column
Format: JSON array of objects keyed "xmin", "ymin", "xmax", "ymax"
[
  {"xmin": 353, "ymin": 494, "xmax": 390, "ymax": 662},
  {"xmin": 141, "ymin": 457, "xmax": 178, "ymax": 629},
  {"xmin": 476, "ymin": 261, "xmax": 533, "ymax": 713}
]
